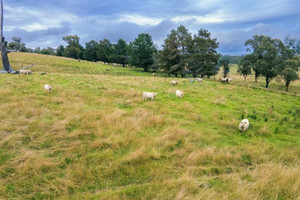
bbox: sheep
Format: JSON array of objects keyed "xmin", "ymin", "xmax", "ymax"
[
  {"xmin": 19, "ymin": 69, "xmax": 31, "ymax": 75},
  {"xmin": 44, "ymin": 84, "xmax": 52, "ymax": 92},
  {"xmin": 196, "ymin": 78, "xmax": 203, "ymax": 82},
  {"xmin": 239, "ymin": 119, "xmax": 249, "ymax": 132},
  {"xmin": 142, "ymin": 92, "xmax": 157, "ymax": 101},
  {"xmin": 220, "ymin": 77, "xmax": 233, "ymax": 83},
  {"xmin": 152, "ymin": 73, "xmax": 156, "ymax": 76},
  {"xmin": 175, "ymin": 90, "xmax": 184, "ymax": 98},
  {"xmin": 170, "ymin": 80, "xmax": 178, "ymax": 86},
  {"xmin": 220, "ymin": 77, "xmax": 228, "ymax": 83}
]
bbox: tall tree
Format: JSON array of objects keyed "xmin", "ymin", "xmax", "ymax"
[
  {"xmin": 112, "ymin": 39, "xmax": 128, "ymax": 67},
  {"xmin": 175, "ymin": 25, "xmax": 193, "ymax": 77},
  {"xmin": 245, "ymin": 35, "xmax": 285, "ymax": 88},
  {"xmin": 159, "ymin": 29, "xmax": 180, "ymax": 76},
  {"xmin": 130, "ymin": 33, "xmax": 156, "ymax": 72},
  {"xmin": 56, "ymin": 45, "xmax": 64, "ymax": 56},
  {"xmin": 189, "ymin": 29, "xmax": 219, "ymax": 78},
  {"xmin": 238, "ymin": 56, "xmax": 252, "ymax": 81},
  {"xmin": 83, "ymin": 40, "xmax": 98, "ymax": 62},
  {"xmin": 97, "ymin": 39, "xmax": 112, "ymax": 63},
  {"xmin": 62, "ymin": 35, "xmax": 82, "ymax": 60}
]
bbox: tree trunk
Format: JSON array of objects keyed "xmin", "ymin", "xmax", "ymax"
[
  {"xmin": 266, "ymin": 78, "xmax": 269, "ymax": 88},
  {"xmin": 244, "ymin": 76, "xmax": 246, "ymax": 81},
  {"xmin": 1, "ymin": 38, "xmax": 15, "ymax": 72},
  {"xmin": 286, "ymin": 81, "xmax": 290, "ymax": 91}
]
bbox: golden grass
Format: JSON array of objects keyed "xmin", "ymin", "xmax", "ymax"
[{"xmin": 0, "ymin": 53, "xmax": 299, "ymax": 199}]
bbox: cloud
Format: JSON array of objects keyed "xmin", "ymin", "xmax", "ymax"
[{"xmin": 2, "ymin": 0, "xmax": 300, "ymax": 54}]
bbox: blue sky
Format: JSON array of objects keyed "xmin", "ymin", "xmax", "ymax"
[{"xmin": 3, "ymin": 0, "xmax": 300, "ymax": 55}]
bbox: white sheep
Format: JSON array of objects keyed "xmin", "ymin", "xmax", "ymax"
[
  {"xmin": 175, "ymin": 90, "xmax": 184, "ymax": 98},
  {"xmin": 143, "ymin": 92, "xmax": 157, "ymax": 101},
  {"xmin": 152, "ymin": 73, "xmax": 156, "ymax": 76},
  {"xmin": 44, "ymin": 84, "xmax": 52, "ymax": 92},
  {"xmin": 239, "ymin": 119, "xmax": 249, "ymax": 132},
  {"xmin": 196, "ymin": 78, "xmax": 203, "ymax": 82},
  {"xmin": 227, "ymin": 78, "xmax": 233, "ymax": 83},
  {"xmin": 220, "ymin": 77, "xmax": 228, "ymax": 83},
  {"xmin": 170, "ymin": 80, "xmax": 178, "ymax": 86},
  {"xmin": 19, "ymin": 69, "xmax": 31, "ymax": 75}
]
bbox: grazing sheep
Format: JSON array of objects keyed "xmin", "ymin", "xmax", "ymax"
[
  {"xmin": 220, "ymin": 77, "xmax": 233, "ymax": 83},
  {"xmin": 19, "ymin": 69, "xmax": 31, "ymax": 75},
  {"xmin": 44, "ymin": 84, "xmax": 52, "ymax": 92},
  {"xmin": 152, "ymin": 73, "xmax": 156, "ymax": 76},
  {"xmin": 220, "ymin": 77, "xmax": 228, "ymax": 83},
  {"xmin": 170, "ymin": 80, "xmax": 178, "ymax": 86},
  {"xmin": 196, "ymin": 78, "xmax": 203, "ymax": 82},
  {"xmin": 239, "ymin": 119, "xmax": 249, "ymax": 132},
  {"xmin": 175, "ymin": 90, "xmax": 184, "ymax": 98},
  {"xmin": 143, "ymin": 92, "xmax": 157, "ymax": 101}
]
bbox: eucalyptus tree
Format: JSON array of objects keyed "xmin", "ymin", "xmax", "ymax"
[
  {"xmin": 244, "ymin": 35, "xmax": 285, "ymax": 88},
  {"xmin": 218, "ymin": 55, "xmax": 232, "ymax": 78},
  {"xmin": 238, "ymin": 55, "xmax": 252, "ymax": 81}
]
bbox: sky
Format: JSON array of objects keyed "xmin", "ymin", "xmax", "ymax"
[{"xmin": 3, "ymin": 0, "xmax": 300, "ymax": 55}]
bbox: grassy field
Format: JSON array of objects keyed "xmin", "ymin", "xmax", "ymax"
[{"xmin": 0, "ymin": 53, "xmax": 299, "ymax": 199}]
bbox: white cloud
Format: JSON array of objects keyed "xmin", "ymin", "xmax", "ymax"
[{"xmin": 118, "ymin": 14, "xmax": 163, "ymax": 26}]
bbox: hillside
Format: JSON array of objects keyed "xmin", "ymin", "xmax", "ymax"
[{"xmin": 0, "ymin": 53, "xmax": 299, "ymax": 199}]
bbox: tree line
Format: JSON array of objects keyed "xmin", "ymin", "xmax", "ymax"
[{"xmin": 7, "ymin": 25, "xmax": 300, "ymax": 90}]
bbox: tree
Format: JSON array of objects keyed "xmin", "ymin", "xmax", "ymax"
[
  {"xmin": 97, "ymin": 39, "xmax": 112, "ymax": 63},
  {"xmin": 218, "ymin": 55, "xmax": 232, "ymax": 78},
  {"xmin": 279, "ymin": 56, "xmax": 300, "ymax": 91},
  {"xmin": 159, "ymin": 29, "xmax": 180, "ymax": 76},
  {"xmin": 7, "ymin": 37, "xmax": 26, "ymax": 52},
  {"xmin": 238, "ymin": 56, "xmax": 252, "ymax": 81},
  {"xmin": 112, "ymin": 39, "xmax": 128, "ymax": 67},
  {"xmin": 62, "ymin": 35, "xmax": 82, "ymax": 60},
  {"xmin": 284, "ymin": 36, "xmax": 300, "ymax": 56},
  {"xmin": 244, "ymin": 35, "xmax": 285, "ymax": 88},
  {"xmin": 189, "ymin": 29, "xmax": 219, "ymax": 78},
  {"xmin": 280, "ymin": 67, "xmax": 298, "ymax": 91},
  {"xmin": 130, "ymin": 33, "xmax": 156, "ymax": 72},
  {"xmin": 40, "ymin": 47, "xmax": 55, "ymax": 55},
  {"xmin": 56, "ymin": 45, "xmax": 64, "ymax": 56},
  {"xmin": 176, "ymin": 25, "xmax": 193, "ymax": 77},
  {"xmin": 83, "ymin": 40, "xmax": 98, "ymax": 62}
]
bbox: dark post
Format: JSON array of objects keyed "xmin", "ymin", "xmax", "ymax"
[{"xmin": 0, "ymin": 0, "xmax": 15, "ymax": 73}]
